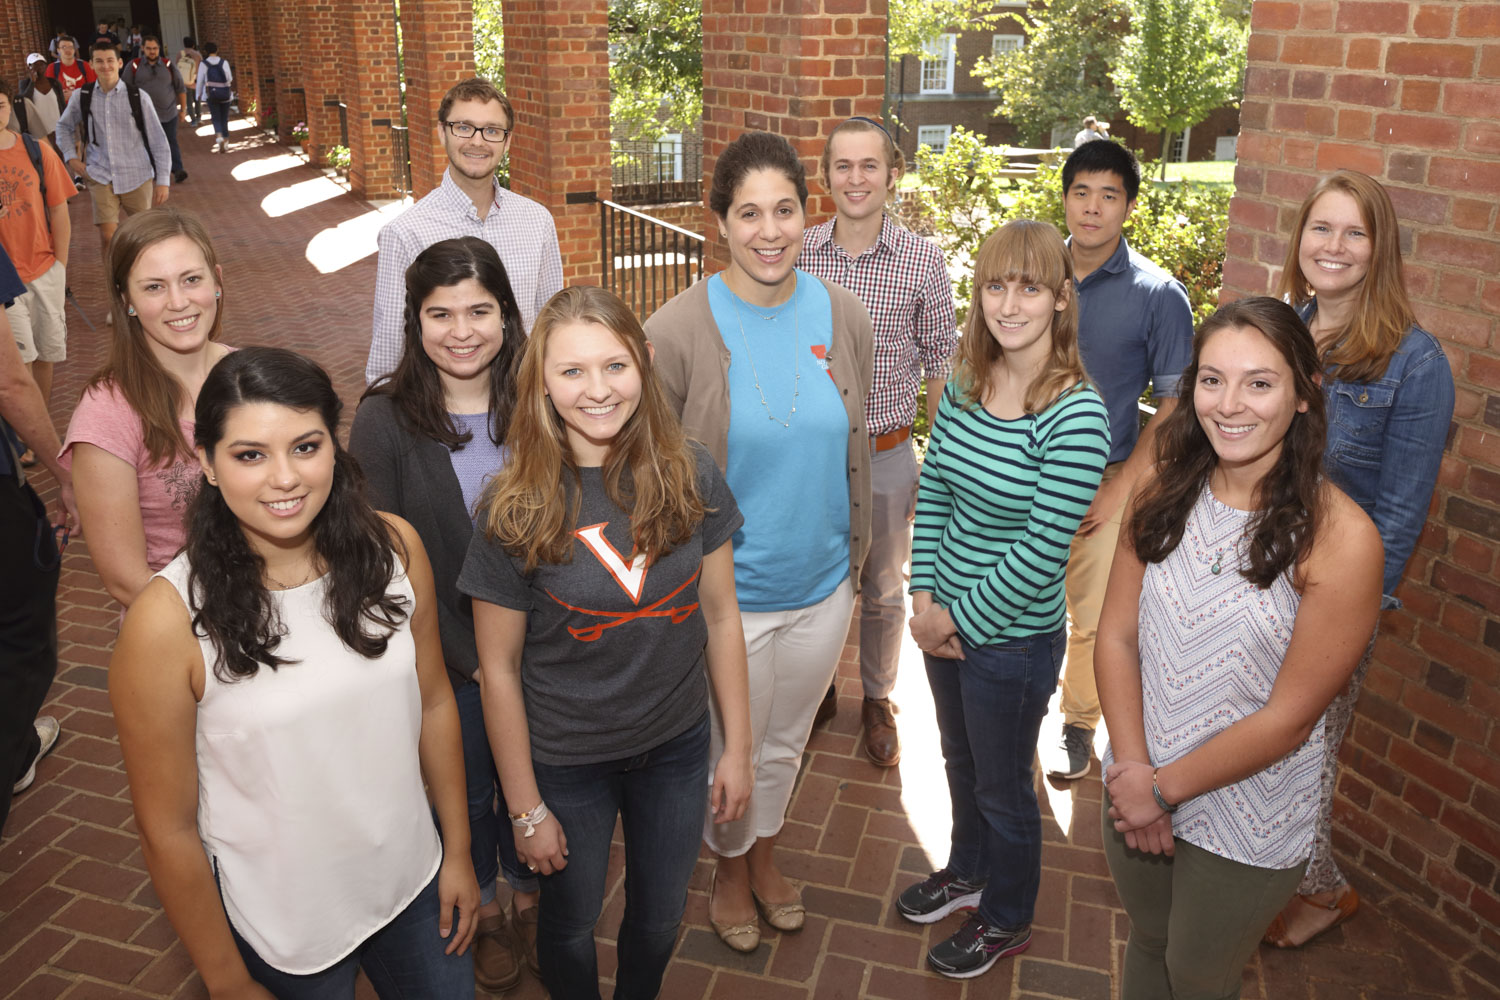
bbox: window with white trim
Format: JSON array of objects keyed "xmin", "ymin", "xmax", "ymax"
[
  {"xmin": 917, "ymin": 125, "xmax": 953, "ymax": 153},
  {"xmin": 920, "ymin": 34, "xmax": 957, "ymax": 94},
  {"xmin": 991, "ymin": 34, "xmax": 1023, "ymax": 60}
]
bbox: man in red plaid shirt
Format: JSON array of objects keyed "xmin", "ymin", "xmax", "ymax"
[{"xmin": 801, "ymin": 118, "xmax": 957, "ymax": 767}]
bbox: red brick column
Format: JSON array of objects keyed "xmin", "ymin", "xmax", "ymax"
[
  {"xmin": 227, "ymin": 0, "xmax": 266, "ymax": 126},
  {"xmin": 1224, "ymin": 3, "xmax": 1500, "ymax": 985},
  {"xmin": 196, "ymin": 0, "xmax": 233, "ymax": 61},
  {"xmin": 701, "ymin": 0, "xmax": 887, "ymax": 269},
  {"xmin": 400, "ymin": 0, "xmax": 477, "ymax": 198},
  {"xmin": 340, "ymin": 0, "xmax": 402, "ymax": 200},
  {"xmin": 297, "ymin": 1, "xmax": 342, "ymax": 165},
  {"xmin": 502, "ymin": 0, "xmax": 612, "ymax": 284},
  {"xmin": 268, "ymin": 0, "xmax": 305, "ymax": 143}
]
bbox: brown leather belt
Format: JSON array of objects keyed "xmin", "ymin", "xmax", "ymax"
[{"xmin": 872, "ymin": 426, "xmax": 912, "ymax": 452}]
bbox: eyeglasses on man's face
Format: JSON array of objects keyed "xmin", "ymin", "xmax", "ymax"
[{"xmin": 443, "ymin": 121, "xmax": 511, "ymax": 143}]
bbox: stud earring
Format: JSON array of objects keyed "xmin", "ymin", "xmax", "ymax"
[
  {"xmin": 215, "ymin": 291, "xmax": 221, "ymax": 299},
  {"xmin": 126, "ymin": 305, "xmax": 136, "ymax": 316}
]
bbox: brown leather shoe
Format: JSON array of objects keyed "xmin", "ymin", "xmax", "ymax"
[
  {"xmin": 862, "ymin": 697, "xmax": 900, "ymax": 767},
  {"xmin": 814, "ymin": 683, "xmax": 838, "ymax": 726},
  {"xmin": 510, "ymin": 898, "xmax": 540, "ymax": 976},
  {"xmin": 474, "ymin": 911, "xmax": 522, "ymax": 992}
]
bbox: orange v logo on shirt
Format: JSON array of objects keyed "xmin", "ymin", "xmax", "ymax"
[{"xmin": 575, "ymin": 522, "xmax": 648, "ymax": 603}]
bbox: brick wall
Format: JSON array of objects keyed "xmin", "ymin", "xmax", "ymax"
[
  {"xmin": 399, "ymin": 0, "xmax": 476, "ymax": 198},
  {"xmin": 341, "ymin": 0, "xmax": 401, "ymax": 199},
  {"xmin": 0, "ymin": 0, "xmax": 46, "ymax": 81},
  {"xmin": 701, "ymin": 0, "xmax": 887, "ymax": 270},
  {"xmin": 1224, "ymin": 3, "xmax": 1500, "ymax": 986},
  {"xmin": 269, "ymin": 0, "xmax": 304, "ymax": 143},
  {"xmin": 503, "ymin": 0, "xmax": 612, "ymax": 284},
  {"xmin": 297, "ymin": 1, "xmax": 343, "ymax": 166}
]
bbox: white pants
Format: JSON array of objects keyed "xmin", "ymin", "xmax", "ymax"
[{"xmin": 704, "ymin": 578, "xmax": 854, "ymax": 857}]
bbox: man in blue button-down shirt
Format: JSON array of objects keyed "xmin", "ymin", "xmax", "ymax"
[{"xmin": 55, "ymin": 40, "xmax": 170, "ymax": 263}]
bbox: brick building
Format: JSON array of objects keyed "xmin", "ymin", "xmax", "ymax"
[{"xmin": 889, "ymin": 2, "xmax": 1241, "ymax": 165}]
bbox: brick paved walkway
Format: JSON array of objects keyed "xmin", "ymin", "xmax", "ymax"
[{"xmin": 1, "ymin": 116, "xmax": 1487, "ymax": 1000}]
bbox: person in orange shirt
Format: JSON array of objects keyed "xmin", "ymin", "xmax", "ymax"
[{"xmin": 0, "ymin": 75, "xmax": 75, "ymax": 463}]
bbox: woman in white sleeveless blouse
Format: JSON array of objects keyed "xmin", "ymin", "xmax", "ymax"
[
  {"xmin": 110, "ymin": 348, "xmax": 478, "ymax": 999},
  {"xmin": 1095, "ymin": 298, "xmax": 1382, "ymax": 1000}
]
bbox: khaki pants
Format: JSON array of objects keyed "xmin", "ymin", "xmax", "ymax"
[
  {"xmin": 1060, "ymin": 462, "xmax": 1124, "ymax": 729},
  {"xmin": 86, "ymin": 175, "xmax": 153, "ymax": 225}
]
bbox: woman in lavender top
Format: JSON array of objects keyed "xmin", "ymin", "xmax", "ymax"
[{"xmin": 349, "ymin": 236, "xmax": 535, "ymax": 992}]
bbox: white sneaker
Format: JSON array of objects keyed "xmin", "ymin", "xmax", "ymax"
[{"xmin": 13, "ymin": 717, "xmax": 61, "ymax": 795}]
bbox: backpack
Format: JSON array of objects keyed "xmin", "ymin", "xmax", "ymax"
[
  {"xmin": 176, "ymin": 52, "xmax": 196, "ymax": 86},
  {"xmin": 203, "ymin": 58, "xmax": 231, "ymax": 103},
  {"xmin": 13, "ymin": 133, "xmax": 54, "ymax": 235},
  {"xmin": 79, "ymin": 81, "xmax": 157, "ymax": 175}
]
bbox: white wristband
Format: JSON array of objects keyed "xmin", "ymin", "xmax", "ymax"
[{"xmin": 509, "ymin": 800, "xmax": 549, "ymax": 838}]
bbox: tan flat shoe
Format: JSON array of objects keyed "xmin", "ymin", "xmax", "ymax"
[
  {"xmin": 1263, "ymin": 887, "xmax": 1360, "ymax": 948},
  {"xmin": 752, "ymin": 886, "xmax": 805, "ymax": 932},
  {"xmin": 709, "ymin": 869, "xmax": 760, "ymax": 953}
]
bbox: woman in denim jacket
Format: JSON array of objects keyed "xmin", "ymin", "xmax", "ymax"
[{"xmin": 1263, "ymin": 170, "xmax": 1455, "ymax": 948}]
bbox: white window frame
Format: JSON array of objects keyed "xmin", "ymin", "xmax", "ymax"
[
  {"xmin": 920, "ymin": 34, "xmax": 957, "ymax": 95},
  {"xmin": 991, "ymin": 34, "xmax": 1023, "ymax": 60},
  {"xmin": 917, "ymin": 125, "xmax": 954, "ymax": 153},
  {"xmin": 656, "ymin": 133, "xmax": 684, "ymax": 182},
  {"xmin": 1169, "ymin": 125, "xmax": 1193, "ymax": 163}
]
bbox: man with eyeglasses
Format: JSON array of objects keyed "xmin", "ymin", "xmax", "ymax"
[{"xmin": 365, "ymin": 77, "xmax": 562, "ymax": 384}]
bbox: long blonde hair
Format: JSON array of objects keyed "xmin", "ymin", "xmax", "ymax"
[
  {"xmin": 92, "ymin": 209, "xmax": 224, "ymax": 466},
  {"xmin": 955, "ymin": 220, "xmax": 1090, "ymax": 413},
  {"xmin": 480, "ymin": 287, "xmax": 706, "ymax": 572},
  {"xmin": 1275, "ymin": 170, "xmax": 1416, "ymax": 382}
]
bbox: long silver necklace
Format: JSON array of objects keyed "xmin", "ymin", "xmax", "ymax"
[{"xmin": 730, "ymin": 279, "xmax": 801, "ymax": 427}]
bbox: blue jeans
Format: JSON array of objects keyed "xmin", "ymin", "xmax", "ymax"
[
  {"xmin": 925, "ymin": 629, "xmax": 1064, "ymax": 930},
  {"xmin": 453, "ymin": 679, "xmax": 538, "ymax": 904},
  {"xmin": 531, "ymin": 713, "xmax": 710, "ymax": 1000},
  {"xmin": 160, "ymin": 114, "xmax": 183, "ymax": 174},
  {"xmin": 227, "ymin": 868, "xmax": 473, "ymax": 999},
  {"xmin": 208, "ymin": 99, "xmax": 230, "ymax": 139}
]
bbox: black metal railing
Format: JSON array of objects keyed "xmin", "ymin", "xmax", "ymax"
[
  {"xmin": 600, "ymin": 200, "xmax": 704, "ymax": 320},
  {"xmin": 610, "ymin": 135, "xmax": 702, "ymax": 205}
]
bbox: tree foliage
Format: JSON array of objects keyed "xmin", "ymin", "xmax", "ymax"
[
  {"xmin": 971, "ymin": 0, "xmax": 1127, "ymax": 147},
  {"xmin": 472, "ymin": 0, "xmax": 504, "ymax": 87},
  {"xmin": 1112, "ymin": 0, "xmax": 1249, "ymax": 163},
  {"xmin": 887, "ymin": 0, "xmax": 1002, "ymax": 58},
  {"xmin": 609, "ymin": 0, "xmax": 702, "ymax": 141}
]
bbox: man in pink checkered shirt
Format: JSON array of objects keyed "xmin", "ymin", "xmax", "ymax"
[{"xmin": 800, "ymin": 118, "xmax": 957, "ymax": 768}]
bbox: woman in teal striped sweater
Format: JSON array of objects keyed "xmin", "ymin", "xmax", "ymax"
[{"xmin": 898, "ymin": 220, "xmax": 1110, "ymax": 980}]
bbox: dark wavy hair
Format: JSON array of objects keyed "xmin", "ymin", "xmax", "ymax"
[
  {"xmin": 362, "ymin": 237, "xmax": 522, "ymax": 449},
  {"xmin": 709, "ymin": 131, "xmax": 809, "ymax": 219},
  {"xmin": 1129, "ymin": 297, "xmax": 1328, "ymax": 588},
  {"xmin": 186, "ymin": 347, "xmax": 409, "ymax": 681}
]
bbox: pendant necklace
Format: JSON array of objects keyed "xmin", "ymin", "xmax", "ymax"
[{"xmin": 731, "ymin": 277, "xmax": 801, "ymax": 427}]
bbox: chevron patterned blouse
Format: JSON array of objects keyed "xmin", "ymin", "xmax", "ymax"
[{"xmin": 1109, "ymin": 484, "xmax": 1327, "ymax": 870}]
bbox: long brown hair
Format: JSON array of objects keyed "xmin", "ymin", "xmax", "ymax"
[
  {"xmin": 1129, "ymin": 297, "xmax": 1328, "ymax": 588},
  {"xmin": 955, "ymin": 219, "xmax": 1090, "ymax": 414},
  {"xmin": 92, "ymin": 209, "xmax": 224, "ymax": 466},
  {"xmin": 1275, "ymin": 170, "xmax": 1416, "ymax": 382},
  {"xmin": 480, "ymin": 287, "xmax": 706, "ymax": 573}
]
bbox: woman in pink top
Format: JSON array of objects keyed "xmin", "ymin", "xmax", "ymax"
[{"xmin": 61, "ymin": 209, "xmax": 232, "ymax": 609}]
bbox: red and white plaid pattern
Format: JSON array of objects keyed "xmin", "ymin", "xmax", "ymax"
[{"xmin": 801, "ymin": 215, "xmax": 957, "ymax": 435}]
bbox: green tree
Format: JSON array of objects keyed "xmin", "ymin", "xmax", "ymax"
[
  {"xmin": 473, "ymin": 0, "xmax": 504, "ymax": 87},
  {"xmin": 1111, "ymin": 0, "xmax": 1248, "ymax": 175},
  {"xmin": 609, "ymin": 0, "xmax": 701, "ymax": 141},
  {"xmin": 971, "ymin": 0, "xmax": 1127, "ymax": 146},
  {"xmin": 887, "ymin": 0, "xmax": 1001, "ymax": 58}
]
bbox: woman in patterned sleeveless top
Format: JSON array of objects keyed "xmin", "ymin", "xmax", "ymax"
[{"xmin": 1095, "ymin": 298, "xmax": 1382, "ymax": 1000}]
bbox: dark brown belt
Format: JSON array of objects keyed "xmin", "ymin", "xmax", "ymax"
[{"xmin": 872, "ymin": 426, "xmax": 912, "ymax": 452}]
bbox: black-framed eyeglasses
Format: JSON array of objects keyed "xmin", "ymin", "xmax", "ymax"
[{"xmin": 442, "ymin": 121, "xmax": 511, "ymax": 143}]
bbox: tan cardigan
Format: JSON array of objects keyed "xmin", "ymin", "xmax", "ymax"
[{"xmin": 645, "ymin": 275, "xmax": 875, "ymax": 591}]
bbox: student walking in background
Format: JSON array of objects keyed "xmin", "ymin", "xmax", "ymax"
[
  {"xmin": 350, "ymin": 237, "xmax": 535, "ymax": 991},
  {"xmin": 462, "ymin": 287, "xmax": 752, "ymax": 998},
  {"xmin": 645, "ymin": 130, "xmax": 873, "ymax": 955},
  {"xmin": 800, "ymin": 116, "xmax": 957, "ymax": 767},
  {"xmin": 196, "ymin": 43, "xmax": 233, "ymax": 153},
  {"xmin": 1261, "ymin": 171, "xmax": 1454, "ymax": 949},
  {"xmin": 61, "ymin": 210, "xmax": 230, "ymax": 610},
  {"xmin": 1097, "ymin": 298, "xmax": 1382, "ymax": 999},
  {"xmin": 899, "ymin": 220, "xmax": 1109, "ymax": 980},
  {"xmin": 111, "ymin": 347, "xmax": 478, "ymax": 998}
]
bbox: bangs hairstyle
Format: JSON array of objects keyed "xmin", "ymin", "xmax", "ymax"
[
  {"xmin": 439, "ymin": 77, "xmax": 513, "ymax": 128},
  {"xmin": 91, "ymin": 208, "xmax": 224, "ymax": 467},
  {"xmin": 1129, "ymin": 297, "xmax": 1328, "ymax": 588},
  {"xmin": 1275, "ymin": 170, "xmax": 1416, "ymax": 383},
  {"xmin": 956, "ymin": 219, "xmax": 1090, "ymax": 414},
  {"xmin": 820, "ymin": 117, "xmax": 906, "ymax": 195},
  {"xmin": 481, "ymin": 286, "xmax": 706, "ymax": 573},
  {"xmin": 362, "ymin": 236, "xmax": 523, "ymax": 450},
  {"xmin": 186, "ymin": 347, "xmax": 409, "ymax": 681}
]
